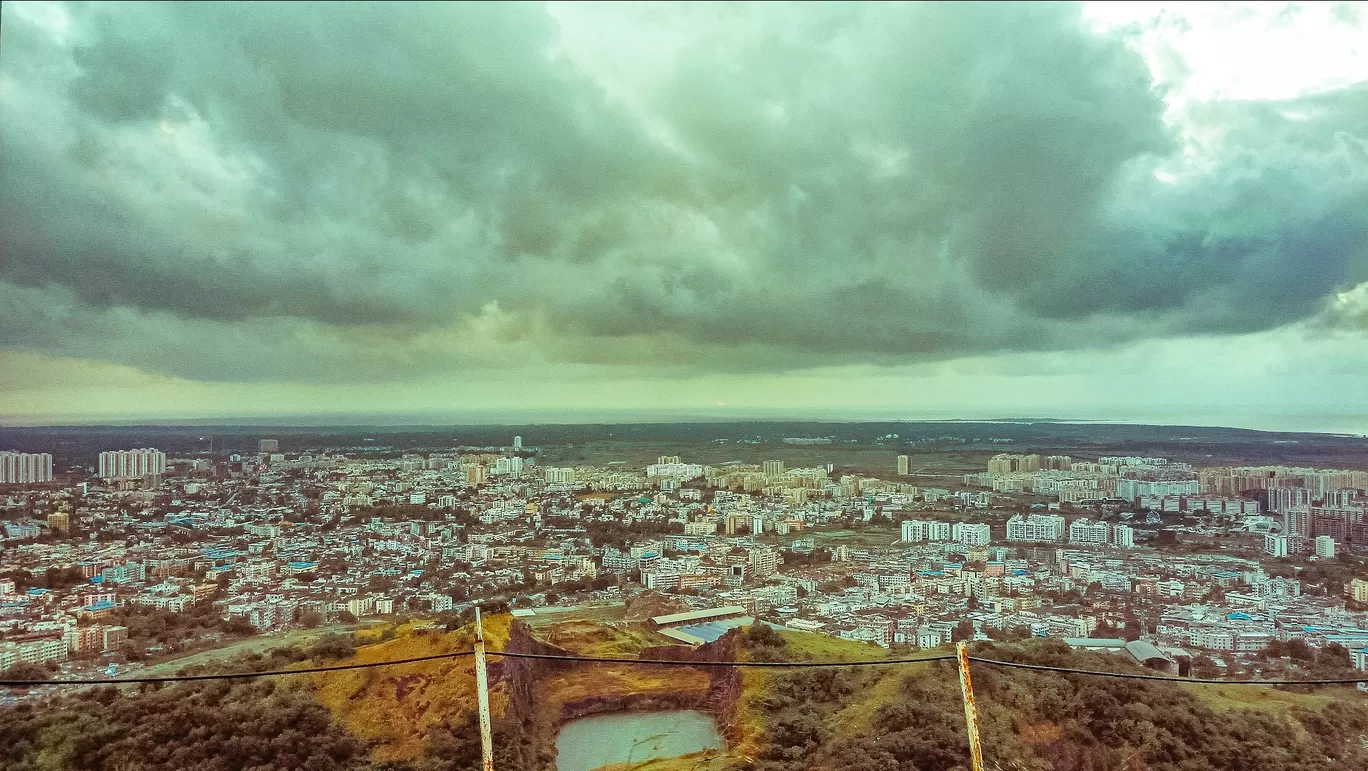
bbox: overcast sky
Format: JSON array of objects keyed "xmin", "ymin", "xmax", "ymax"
[{"xmin": 2, "ymin": 1, "xmax": 1367, "ymax": 431}]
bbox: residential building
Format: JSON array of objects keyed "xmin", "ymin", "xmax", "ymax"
[
  {"xmin": 1068, "ymin": 518, "xmax": 1109, "ymax": 545},
  {"xmin": 1316, "ymin": 535, "xmax": 1336, "ymax": 559},
  {"xmin": 0, "ymin": 452, "xmax": 54, "ymax": 484},
  {"xmin": 1265, "ymin": 534, "xmax": 1289, "ymax": 558},
  {"xmin": 544, "ymin": 467, "xmax": 576, "ymax": 484},
  {"xmin": 952, "ymin": 522, "xmax": 991, "ymax": 547},
  {"xmin": 1006, "ymin": 514, "xmax": 1065, "ymax": 542},
  {"xmin": 46, "ymin": 511, "xmax": 71, "ymax": 534},
  {"xmin": 750, "ymin": 548, "xmax": 778, "ymax": 579},
  {"xmin": 901, "ymin": 520, "xmax": 950, "ymax": 542},
  {"xmin": 98, "ymin": 449, "xmax": 167, "ymax": 480}
]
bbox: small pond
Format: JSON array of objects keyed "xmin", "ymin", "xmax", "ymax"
[{"xmin": 554, "ymin": 710, "xmax": 723, "ymax": 771}]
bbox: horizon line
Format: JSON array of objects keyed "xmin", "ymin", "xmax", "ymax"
[{"xmin": 3, "ymin": 412, "xmax": 1367, "ymax": 439}]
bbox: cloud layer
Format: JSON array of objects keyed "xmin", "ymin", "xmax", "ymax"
[{"xmin": 2, "ymin": 1, "xmax": 1367, "ymax": 386}]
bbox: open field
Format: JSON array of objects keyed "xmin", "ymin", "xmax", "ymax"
[
  {"xmin": 1183, "ymin": 682, "xmax": 1360, "ymax": 714},
  {"xmin": 131, "ymin": 622, "xmax": 372, "ymax": 677}
]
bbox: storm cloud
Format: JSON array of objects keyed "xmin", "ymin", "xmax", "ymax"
[{"xmin": 2, "ymin": 1, "xmax": 1367, "ymax": 384}]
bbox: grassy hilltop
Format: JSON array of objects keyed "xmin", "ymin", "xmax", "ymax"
[{"xmin": 4, "ymin": 614, "xmax": 1368, "ymax": 771}]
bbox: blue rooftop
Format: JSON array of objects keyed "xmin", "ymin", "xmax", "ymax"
[{"xmin": 675, "ymin": 616, "xmax": 755, "ymax": 643}]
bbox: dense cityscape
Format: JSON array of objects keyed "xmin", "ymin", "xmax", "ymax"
[
  {"xmin": 5, "ymin": 433, "xmax": 1368, "ymax": 690},
  {"xmin": 5, "ymin": 1, "xmax": 1368, "ymax": 766}
]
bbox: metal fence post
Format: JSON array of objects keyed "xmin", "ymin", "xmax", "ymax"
[
  {"xmin": 956, "ymin": 642, "xmax": 985, "ymax": 771},
  {"xmin": 474, "ymin": 608, "xmax": 495, "ymax": 771}
]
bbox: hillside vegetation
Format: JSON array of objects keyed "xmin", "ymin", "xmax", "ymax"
[
  {"xmin": 4, "ymin": 619, "xmax": 1368, "ymax": 771},
  {"xmin": 736, "ymin": 625, "xmax": 1368, "ymax": 771},
  {"xmin": 311, "ymin": 614, "xmax": 513, "ymax": 763}
]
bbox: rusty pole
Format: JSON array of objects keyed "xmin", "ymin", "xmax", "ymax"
[
  {"xmin": 474, "ymin": 607, "xmax": 495, "ymax": 771},
  {"xmin": 955, "ymin": 641, "xmax": 985, "ymax": 771}
]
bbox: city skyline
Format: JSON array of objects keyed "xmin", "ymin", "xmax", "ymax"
[{"xmin": 3, "ymin": 2, "xmax": 1368, "ymax": 430}]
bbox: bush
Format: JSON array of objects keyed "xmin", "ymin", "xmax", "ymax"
[
  {"xmin": 1, "ymin": 662, "xmax": 50, "ymax": 682},
  {"xmin": 308, "ymin": 633, "xmax": 356, "ymax": 661}
]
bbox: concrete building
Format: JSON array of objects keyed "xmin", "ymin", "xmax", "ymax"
[
  {"xmin": 897, "ymin": 455, "xmax": 910, "ymax": 476},
  {"xmin": 98, "ymin": 449, "xmax": 167, "ymax": 480},
  {"xmin": 0, "ymin": 452, "xmax": 54, "ymax": 484},
  {"xmin": 46, "ymin": 511, "xmax": 70, "ymax": 534},
  {"xmin": 1068, "ymin": 518, "xmax": 1110, "ymax": 545},
  {"xmin": 1268, "ymin": 486, "xmax": 1310, "ymax": 514},
  {"xmin": 258, "ymin": 439, "xmax": 279, "ymax": 453},
  {"xmin": 1006, "ymin": 514, "xmax": 1065, "ymax": 542},
  {"xmin": 1265, "ymin": 534, "xmax": 1289, "ymax": 558},
  {"xmin": 544, "ymin": 467, "xmax": 576, "ymax": 484},
  {"xmin": 1112, "ymin": 523, "xmax": 1135, "ymax": 548},
  {"xmin": 1316, "ymin": 535, "xmax": 1337, "ymax": 559},
  {"xmin": 901, "ymin": 520, "xmax": 950, "ymax": 542},
  {"xmin": 750, "ymin": 548, "xmax": 778, "ymax": 579},
  {"xmin": 952, "ymin": 522, "xmax": 991, "ymax": 547}
]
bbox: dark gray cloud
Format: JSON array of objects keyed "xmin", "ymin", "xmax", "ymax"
[{"xmin": 1, "ymin": 1, "xmax": 1366, "ymax": 383}]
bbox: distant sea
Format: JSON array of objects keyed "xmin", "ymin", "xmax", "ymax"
[{"xmin": 4, "ymin": 408, "xmax": 1367, "ymax": 437}]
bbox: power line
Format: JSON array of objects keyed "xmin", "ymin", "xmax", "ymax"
[
  {"xmin": 0, "ymin": 650, "xmax": 475, "ymax": 687},
  {"xmin": 492, "ymin": 650, "xmax": 1368, "ymax": 684},
  {"xmin": 966, "ymin": 656, "xmax": 1368, "ymax": 685},
  {"xmin": 489, "ymin": 650, "xmax": 957, "ymax": 668},
  {"xmin": 7, "ymin": 646, "xmax": 1367, "ymax": 687}
]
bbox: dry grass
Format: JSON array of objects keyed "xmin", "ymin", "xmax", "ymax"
[
  {"xmin": 542, "ymin": 664, "xmax": 712, "ymax": 706},
  {"xmin": 770, "ymin": 628, "xmax": 890, "ymax": 662},
  {"xmin": 591, "ymin": 748, "xmax": 729, "ymax": 771},
  {"xmin": 537, "ymin": 619, "xmax": 675, "ymax": 656},
  {"xmin": 309, "ymin": 614, "xmax": 513, "ymax": 762},
  {"xmin": 1183, "ymin": 683, "xmax": 1358, "ymax": 714}
]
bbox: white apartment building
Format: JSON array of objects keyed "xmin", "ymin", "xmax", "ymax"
[
  {"xmin": 1116, "ymin": 479, "xmax": 1201, "ymax": 499},
  {"xmin": 952, "ymin": 522, "xmax": 992, "ymax": 547},
  {"xmin": 1006, "ymin": 514, "xmax": 1065, "ymax": 542},
  {"xmin": 1316, "ymin": 535, "xmax": 1336, "ymax": 559},
  {"xmin": 901, "ymin": 520, "xmax": 951, "ymax": 543},
  {"xmin": 1265, "ymin": 534, "xmax": 1289, "ymax": 558},
  {"xmin": 544, "ymin": 467, "xmax": 576, "ymax": 484},
  {"xmin": 1068, "ymin": 518, "xmax": 1110, "ymax": 545},
  {"xmin": 98, "ymin": 448, "xmax": 167, "ymax": 480},
  {"xmin": 0, "ymin": 452, "xmax": 54, "ymax": 484},
  {"xmin": 1111, "ymin": 523, "xmax": 1135, "ymax": 548},
  {"xmin": 494, "ymin": 456, "xmax": 524, "ymax": 475},
  {"xmin": 646, "ymin": 462, "xmax": 704, "ymax": 479}
]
